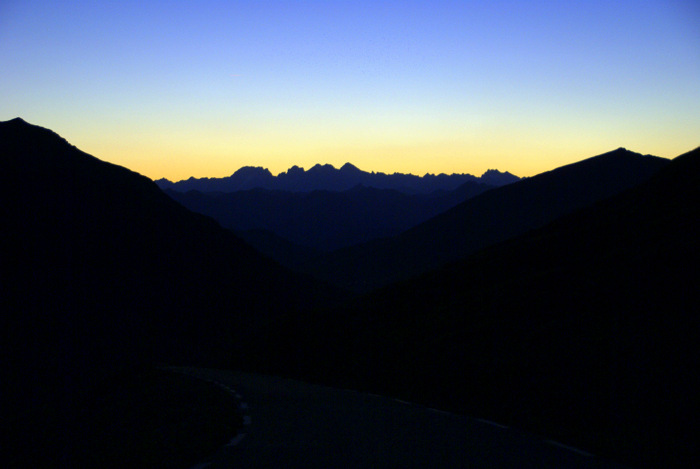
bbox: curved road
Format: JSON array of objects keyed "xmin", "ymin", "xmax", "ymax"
[{"xmin": 181, "ymin": 367, "xmax": 627, "ymax": 468}]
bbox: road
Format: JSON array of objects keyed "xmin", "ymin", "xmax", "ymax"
[{"xmin": 180, "ymin": 367, "xmax": 628, "ymax": 468}]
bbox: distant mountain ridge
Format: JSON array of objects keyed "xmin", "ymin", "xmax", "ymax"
[
  {"xmin": 165, "ymin": 180, "xmax": 495, "ymax": 253},
  {"xmin": 302, "ymin": 148, "xmax": 670, "ymax": 292},
  {"xmin": 1, "ymin": 115, "xmax": 340, "ymax": 369},
  {"xmin": 253, "ymin": 146, "xmax": 699, "ymax": 467},
  {"xmin": 4, "ymin": 116, "xmax": 694, "ymax": 468},
  {"xmin": 156, "ymin": 162, "xmax": 519, "ymax": 194}
]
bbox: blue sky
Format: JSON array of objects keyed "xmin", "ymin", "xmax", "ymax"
[{"xmin": 2, "ymin": 0, "xmax": 698, "ymax": 180}]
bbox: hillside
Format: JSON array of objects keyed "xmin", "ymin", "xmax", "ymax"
[
  {"xmin": 256, "ymin": 147, "xmax": 699, "ymax": 467},
  {"xmin": 1, "ymin": 118, "xmax": 342, "ymax": 465},
  {"xmin": 3, "ymin": 117, "xmax": 692, "ymax": 467},
  {"xmin": 165, "ymin": 181, "xmax": 494, "ymax": 253},
  {"xmin": 303, "ymin": 148, "xmax": 670, "ymax": 292}
]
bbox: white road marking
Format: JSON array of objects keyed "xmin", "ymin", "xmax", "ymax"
[
  {"xmin": 544, "ymin": 439, "xmax": 595, "ymax": 457},
  {"xmin": 243, "ymin": 415, "xmax": 252, "ymax": 425},
  {"xmin": 427, "ymin": 407, "xmax": 452, "ymax": 415},
  {"xmin": 240, "ymin": 402, "xmax": 249, "ymax": 409},
  {"xmin": 475, "ymin": 418, "xmax": 509, "ymax": 429},
  {"xmin": 393, "ymin": 398, "xmax": 411, "ymax": 405}
]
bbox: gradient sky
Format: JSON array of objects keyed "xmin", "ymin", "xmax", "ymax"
[{"xmin": 2, "ymin": 0, "xmax": 699, "ymax": 180}]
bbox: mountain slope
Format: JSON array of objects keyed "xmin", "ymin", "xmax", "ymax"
[
  {"xmin": 259, "ymin": 147, "xmax": 699, "ymax": 467},
  {"xmin": 304, "ymin": 148, "xmax": 670, "ymax": 292},
  {"xmin": 0, "ymin": 118, "xmax": 341, "ymax": 464},
  {"xmin": 165, "ymin": 181, "xmax": 494, "ymax": 253}
]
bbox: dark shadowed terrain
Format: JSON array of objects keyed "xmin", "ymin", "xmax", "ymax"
[
  {"xmin": 249, "ymin": 148, "xmax": 699, "ymax": 467},
  {"xmin": 301, "ymin": 148, "xmax": 670, "ymax": 292},
  {"xmin": 164, "ymin": 181, "xmax": 494, "ymax": 254},
  {"xmin": 2, "ymin": 117, "xmax": 697, "ymax": 468},
  {"xmin": 180, "ymin": 367, "xmax": 628, "ymax": 468},
  {"xmin": 1, "ymin": 118, "xmax": 342, "ymax": 466}
]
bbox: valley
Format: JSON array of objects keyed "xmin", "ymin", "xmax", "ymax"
[{"xmin": 2, "ymin": 118, "xmax": 697, "ymax": 468}]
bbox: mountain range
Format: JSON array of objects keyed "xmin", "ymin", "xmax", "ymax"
[
  {"xmin": 300, "ymin": 148, "xmax": 670, "ymax": 292},
  {"xmin": 156, "ymin": 163, "xmax": 519, "ymax": 194},
  {"xmin": 162, "ymin": 150, "xmax": 665, "ymax": 271},
  {"xmin": 250, "ymin": 147, "xmax": 699, "ymax": 467},
  {"xmin": 3, "ymin": 117, "xmax": 697, "ymax": 468},
  {"xmin": 164, "ymin": 181, "xmax": 495, "ymax": 253}
]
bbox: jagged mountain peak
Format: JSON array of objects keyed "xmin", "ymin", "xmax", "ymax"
[
  {"xmin": 285, "ymin": 165, "xmax": 305, "ymax": 175},
  {"xmin": 232, "ymin": 166, "xmax": 273, "ymax": 176},
  {"xmin": 158, "ymin": 162, "xmax": 518, "ymax": 194},
  {"xmin": 304, "ymin": 148, "xmax": 669, "ymax": 292},
  {"xmin": 308, "ymin": 163, "xmax": 337, "ymax": 172},
  {"xmin": 340, "ymin": 162, "xmax": 361, "ymax": 172},
  {"xmin": 480, "ymin": 168, "xmax": 520, "ymax": 186}
]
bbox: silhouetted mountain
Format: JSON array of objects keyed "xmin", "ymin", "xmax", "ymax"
[
  {"xmin": 1, "ymin": 118, "xmax": 342, "ymax": 465},
  {"xmin": 234, "ymin": 228, "xmax": 323, "ymax": 271},
  {"xmin": 254, "ymin": 147, "xmax": 700, "ymax": 468},
  {"xmin": 156, "ymin": 163, "xmax": 518, "ymax": 194},
  {"xmin": 304, "ymin": 148, "xmax": 670, "ymax": 292},
  {"xmin": 480, "ymin": 168, "xmax": 520, "ymax": 186},
  {"xmin": 164, "ymin": 181, "xmax": 494, "ymax": 253}
]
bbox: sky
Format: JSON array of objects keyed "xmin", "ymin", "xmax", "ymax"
[{"xmin": 1, "ymin": 0, "xmax": 699, "ymax": 181}]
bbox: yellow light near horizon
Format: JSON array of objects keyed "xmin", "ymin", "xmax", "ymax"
[{"xmin": 67, "ymin": 117, "xmax": 692, "ymax": 183}]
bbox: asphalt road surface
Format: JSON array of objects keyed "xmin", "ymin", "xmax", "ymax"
[{"xmin": 180, "ymin": 368, "xmax": 628, "ymax": 469}]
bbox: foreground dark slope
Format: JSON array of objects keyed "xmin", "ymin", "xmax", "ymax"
[
  {"xmin": 304, "ymin": 149, "xmax": 669, "ymax": 292},
  {"xmin": 260, "ymin": 148, "xmax": 699, "ymax": 467},
  {"xmin": 1, "ymin": 118, "xmax": 340, "ymax": 464}
]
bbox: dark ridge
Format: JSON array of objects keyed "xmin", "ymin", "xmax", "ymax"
[
  {"xmin": 233, "ymin": 228, "xmax": 323, "ymax": 271},
  {"xmin": 1, "ymin": 118, "xmax": 343, "ymax": 465},
  {"xmin": 253, "ymin": 147, "xmax": 699, "ymax": 468},
  {"xmin": 480, "ymin": 168, "xmax": 520, "ymax": 186},
  {"xmin": 340, "ymin": 162, "xmax": 361, "ymax": 172},
  {"xmin": 303, "ymin": 148, "xmax": 670, "ymax": 292},
  {"xmin": 164, "ymin": 181, "xmax": 494, "ymax": 254},
  {"xmin": 156, "ymin": 162, "xmax": 517, "ymax": 194}
]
